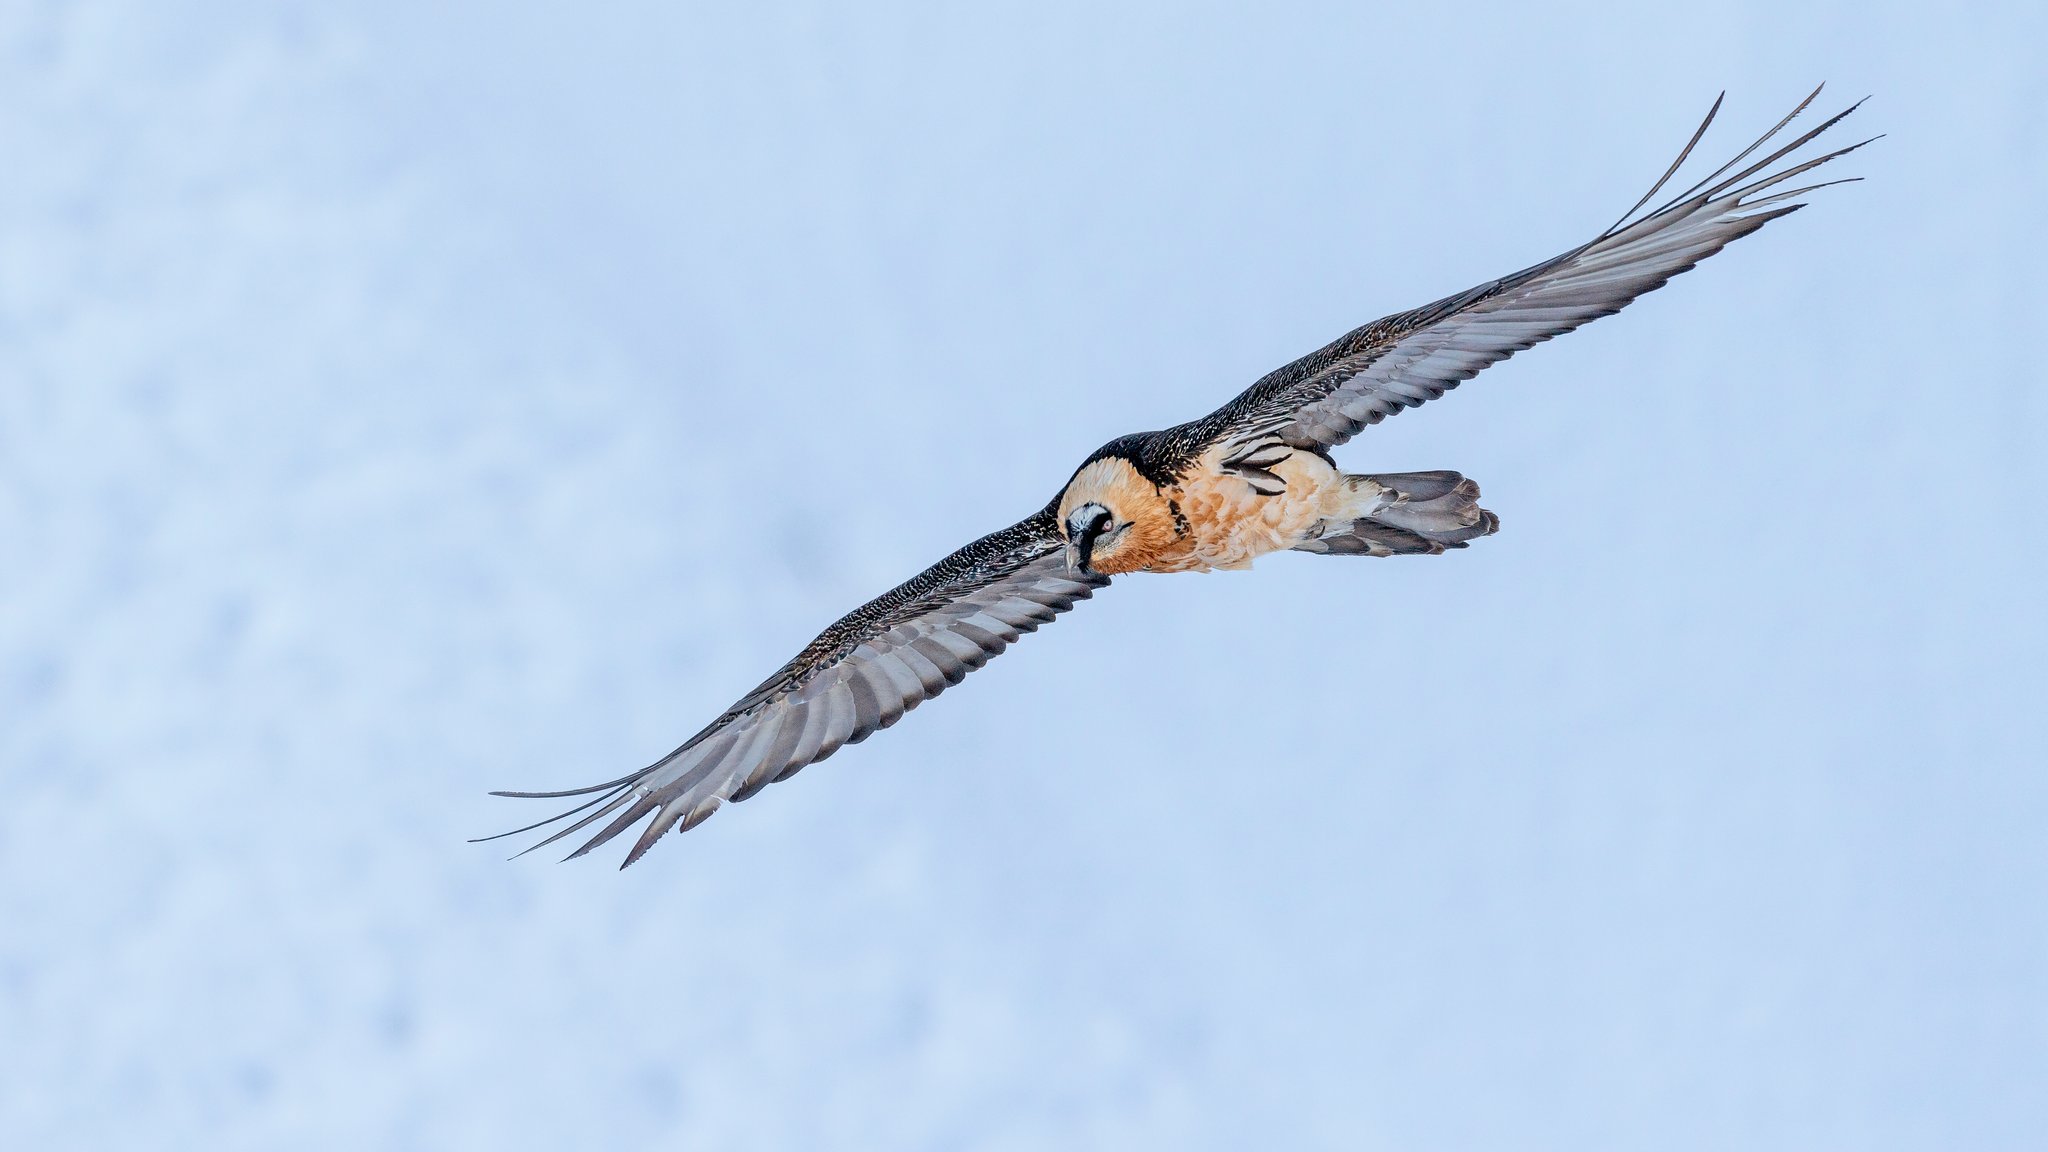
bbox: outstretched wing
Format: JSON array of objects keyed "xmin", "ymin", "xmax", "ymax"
[
  {"xmin": 481, "ymin": 510, "xmax": 1106, "ymax": 867},
  {"xmin": 1200, "ymin": 87, "xmax": 1874, "ymax": 454}
]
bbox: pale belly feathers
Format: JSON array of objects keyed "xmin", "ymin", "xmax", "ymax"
[{"xmin": 1150, "ymin": 443, "xmax": 1365, "ymax": 573}]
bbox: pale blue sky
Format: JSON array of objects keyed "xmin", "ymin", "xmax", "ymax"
[{"xmin": 3, "ymin": 2, "xmax": 2043, "ymax": 1149}]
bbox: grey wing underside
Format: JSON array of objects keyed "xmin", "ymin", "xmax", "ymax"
[
  {"xmin": 480, "ymin": 511, "xmax": 1108, "ymax": 868},
  {"xmin": 1199, "ymin": 87, "xmax": 1874, "ymax": 454}
]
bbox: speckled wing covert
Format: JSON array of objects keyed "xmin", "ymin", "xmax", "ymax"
[
  {"xmin": 480, "ymin": 511, "xmax": 1106, "ymax": 867},
  {"xmin": 1196, "ymin": 87, "xmax": 1873, "ymax": 456}
]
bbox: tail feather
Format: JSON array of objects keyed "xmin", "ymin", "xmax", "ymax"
[{"xmin": 1295, "ymin": 470, "xmax": 1499, "ymax": 557}]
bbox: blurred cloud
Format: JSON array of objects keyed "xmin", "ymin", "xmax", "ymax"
[{"xmin": 2, "ymin": 2, "xmax": 2043, "ymax": 1149}]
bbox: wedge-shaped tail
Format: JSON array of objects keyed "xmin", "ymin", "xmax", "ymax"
[{"xmin": 1296, "ymin": 470, "xmax": 1500, "ymax": 556}]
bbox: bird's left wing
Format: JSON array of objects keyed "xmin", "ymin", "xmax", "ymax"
[
  {"xmin": 480, "ymin": 510, "xmax": 1106, "ymax": 867},
  {"xmin": 1196, "ymin": 87, "xmax": 1874, "ymax": 455}
]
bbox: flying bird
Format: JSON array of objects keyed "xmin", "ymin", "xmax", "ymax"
[{"xmin": 483, "ymin": 88, "xmax": 1871, "ymax": 867}]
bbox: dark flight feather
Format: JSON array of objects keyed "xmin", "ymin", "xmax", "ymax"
[{"xmin": 480, "ymin": 511, "xmax": 1108, "ymax": 866}]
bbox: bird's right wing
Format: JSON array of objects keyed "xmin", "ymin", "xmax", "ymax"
[
  {"xmin": 1199, "ymin": 87, "xmax": 1874, "ymax": 455},
  {"xmin": 479, "ymin": 510, "xmax": 1107, "ymax": 867}
]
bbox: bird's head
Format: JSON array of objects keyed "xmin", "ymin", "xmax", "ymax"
[{"xmin": 1056, "ymin": 455, "xmax": 1180, "ymax": 575}]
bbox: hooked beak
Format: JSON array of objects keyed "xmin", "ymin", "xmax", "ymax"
[{"xmin": 1065, "ymin": 503, "xmax": 1110, "ymax": 574}]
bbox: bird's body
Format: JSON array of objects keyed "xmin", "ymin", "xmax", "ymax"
[
  {"xmin": 1060, "ymin": 442, "xmax": 1492, "ymax": 573},
  {"xmin": 483, "ymin": 89, "xmax": 1872, "ymax": 867},
  {"xmin": 1086, "ymin": 443, "xmax": 1346, "ymax": 574}
]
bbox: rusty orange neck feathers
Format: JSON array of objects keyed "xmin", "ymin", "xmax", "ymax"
[{"xmin": 1056, "ymin": 457, "xmax": 1181, "ymax": 575}]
